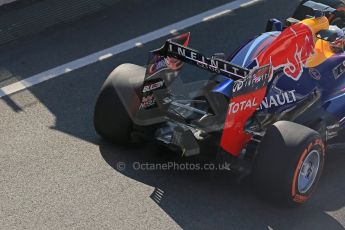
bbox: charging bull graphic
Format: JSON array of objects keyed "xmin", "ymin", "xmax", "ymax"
[{"xmin": 256, "ymin": 22, "xmax": 315, "ymax": 80}]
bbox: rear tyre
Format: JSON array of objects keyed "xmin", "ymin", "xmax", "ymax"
[
  {"xmin": 94, "ymin": 64, "xmax": 145, "ymax": 145},
  {"xmin": 293, "ymin": 0, "xmax": 345, "ymax": 28},
  {"xmin": 252, "ymin": 121, "xmax": 326, "ymax": 206}
]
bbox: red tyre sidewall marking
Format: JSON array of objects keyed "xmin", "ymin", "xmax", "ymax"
[{"xmin": 291, "ymin": 138, "xmax": 325, "ymax": 203}]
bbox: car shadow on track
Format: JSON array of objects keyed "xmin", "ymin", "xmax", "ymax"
[{"xmin": 99, "ymin": 140, "xmax": 345, "ymax": 230}]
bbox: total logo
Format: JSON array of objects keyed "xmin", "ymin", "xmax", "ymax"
[
  {"xmin": 228, "ymin": 98, "xmax": 258, "ymax": 114},
  {"xmin": 258, "ymin": 90, "xmax": 297, "ymax": 110},
  {"xmin": 228, "ymin": 90, "xmax": 297, "ymax": 114}
]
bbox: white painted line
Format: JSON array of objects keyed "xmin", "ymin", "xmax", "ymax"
[
  {"xmin": 0, "ymin": 0, "xmax": 261, "ymax": 98},
  {"xmin": 0, "ymin": 0, "xmax": 17, "ymax": 7},
  {"xmin": 202, "ymin": 9, "xmax": 232, "ymax": 22},
  {"xmin": 241, "ymin": 0, "xmax": 261, "ymax": 7}
]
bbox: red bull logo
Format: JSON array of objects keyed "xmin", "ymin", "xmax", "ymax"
[
  {"xmin": 147, "ymin": 56, "xmax": 183, "ymax": 76},
  {"xmin": 256, "ymin": 23, "xmax": 315, "ymax": 80},
  {"xmin": 146, "ymin": 33, "xmax": 190, "ymax": 78}
]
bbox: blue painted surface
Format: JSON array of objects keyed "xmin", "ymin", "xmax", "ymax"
[
  {"xmin": 213, "ymin": 78, "xmax": 234, "ymax": 98},
  {"xmin": 225, "ymin": 31, "xmax": 345, "ymax": 128}
]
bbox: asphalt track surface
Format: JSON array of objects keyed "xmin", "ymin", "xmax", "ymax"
[{"xmin": 0, "ymin": 0, "xmax": 345, "ymax": 229}]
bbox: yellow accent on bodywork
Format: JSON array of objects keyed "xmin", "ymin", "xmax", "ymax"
[
  {"xmin": 307, "ymin": 39, "xmax": 335, "ymax": 67},
  {"xmin": 301, "ymin": 16, "xmax": 329, "ymax": 34}
]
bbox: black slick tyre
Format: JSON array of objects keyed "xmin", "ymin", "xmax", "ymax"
[{"xmin": 252, "ymin": 121, "xmax": 326, "ymax": 206}]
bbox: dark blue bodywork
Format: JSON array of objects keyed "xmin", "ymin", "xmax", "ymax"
[{"xmin": 215, "ymin": 31, "xmax": 345, "ymax": 142}]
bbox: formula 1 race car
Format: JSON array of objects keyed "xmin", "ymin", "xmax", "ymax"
[{"xmin": 94, "ymin": 1, "xmax": 345, "ymax": 206}]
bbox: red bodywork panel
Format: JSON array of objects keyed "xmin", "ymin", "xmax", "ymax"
[
  {"xmin": 257, "ymin": 23, "xmax": 315, "ymax": 80},
  {"xmin": 220, "ymin": 22, "xmax": 315, "ymax": 156},
  {"xmin": 221, "ymin": 87, "xmax": 267, "ymax": 155}
]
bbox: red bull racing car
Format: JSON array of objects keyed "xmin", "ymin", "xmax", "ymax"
[{"xmin": 94, "ymin": 1, "xmax": 345, "ymax": 205}]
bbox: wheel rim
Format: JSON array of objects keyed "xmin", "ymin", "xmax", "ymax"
[{"xmin": 297, "ymin": 150, "xmax": 321, "ymax": 194}]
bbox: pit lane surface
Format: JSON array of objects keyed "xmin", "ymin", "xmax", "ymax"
[{"xmin": 1, "ymin": 0, "xmax": 345, "ymax": 229}]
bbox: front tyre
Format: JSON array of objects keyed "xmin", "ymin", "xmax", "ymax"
[
  {"xmin": 252, "ymin": 121, "xmax": 326, "ymax": 206},
  {"xmin": 293, "ymin": 0, "xmax": 345, "ymax": 28}
]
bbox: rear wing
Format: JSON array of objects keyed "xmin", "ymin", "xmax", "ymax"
[{"xmin": 152, "ymin": 35, "xmax": 250, "ymax": 80}]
